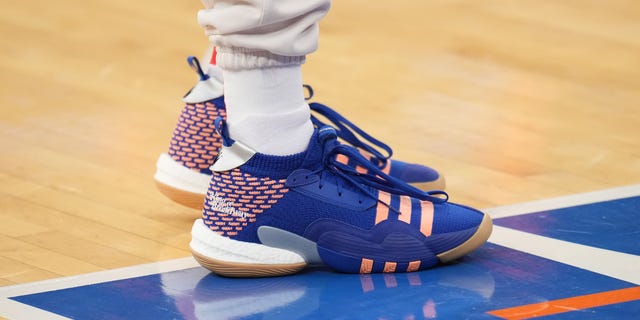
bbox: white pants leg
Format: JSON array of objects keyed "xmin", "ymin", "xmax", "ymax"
[{"xmin": 198, "ymin": 0, "xmax": 331, "ymax": 70}]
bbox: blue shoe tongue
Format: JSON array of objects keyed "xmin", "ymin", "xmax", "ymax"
[
  {"xmin": 299, "ymin": 128, "xmax": 326, "ymax": 170},
  {"xmin": 299, "ymin": 126, "xmax": 340, "ymax": 170}
]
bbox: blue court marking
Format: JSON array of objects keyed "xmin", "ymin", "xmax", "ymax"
[
  {"xmin": 8, "ymin": 242, "xmax": 638, "ymax": 320},
  {"xmin": 494, "ymin": 196, "xmax": 640, "ymax": 255}
]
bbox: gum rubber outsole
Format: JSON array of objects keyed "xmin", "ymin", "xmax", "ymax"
[
  {"xmin": 155, "ymin": 179, "xmax": 205, "ymax": 210},
  {"xmin": 437, "ymin": 213, "xmax": 493, "ymax": 263},
  {"xmin": 192, "ymin": 213, "xmax": 492, "ymax": 277},
  {"xmin": 191, "ymin": 249, "xmax": 307, "ymax": 278}
]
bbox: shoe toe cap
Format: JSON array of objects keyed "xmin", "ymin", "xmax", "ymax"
[{"xmin": 433, "ymin": 202, "xmax": 485, "ymax": 235}]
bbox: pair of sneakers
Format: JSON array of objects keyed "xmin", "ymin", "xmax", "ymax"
[{"xmin": 155, "ymin": 57, "xmax": 492, "ymax": 277}]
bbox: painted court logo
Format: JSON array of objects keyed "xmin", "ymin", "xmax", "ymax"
[{"xmin": 209, "ymin": 193, "xmax": 249, "ymax": 220}]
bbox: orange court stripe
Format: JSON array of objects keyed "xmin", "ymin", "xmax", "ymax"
[
  {"xmin": 360, "ymin": 258, "xmax": 374, "ymax": 273},
  {"xmin": 419, "ymin": 201, "xmax": 434, "ymax": 236},
  {"xmin": 487, "ymin": 286, "xmax": 640, "ymax": 320},
  {"xmin": 375, "ymin": 192, "xmax": 391, "ymax": 224},
  {"xmin": 398, "ymin": 196, "xmax": 412, "ymax": 224}
]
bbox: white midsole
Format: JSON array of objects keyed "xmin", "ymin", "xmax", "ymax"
[
  {"xmin": 190, "ymin": 219, "xmax": 305, "ymax": 265},
  {"xmin": 154, "ymin": 153, "xmax": 211, "ymax": 194}
]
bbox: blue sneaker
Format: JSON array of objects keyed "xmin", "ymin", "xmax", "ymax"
[
  {"xmin": 154, "ymin": 57, "xmax": 225, "ymax": 209},
  {"xmin": 156, "ymin": 57, "xmax": 444, "ymax": 209},
  {"xmin": 189, "ymin": 120, "xmax": 492, "ymax": 277}
]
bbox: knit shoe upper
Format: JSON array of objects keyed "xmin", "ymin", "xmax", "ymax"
[
  {"xmin": 168, "ymin": 57, "xmax": 225, "ymax": 175},
  {"xmin": 153, "ymin": 57, "xmax": 225, "ymax": 209},
  {"xmin": 192, "ymin": 123, "xmax": 492, "ymax": 276}
]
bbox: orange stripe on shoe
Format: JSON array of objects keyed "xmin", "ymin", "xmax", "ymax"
[
  {"xmin": 383, "ymin": 262, "xmax": 397, "ymax": 273},
  {"xmin": 336, "ymin": 154, "xmax": 349, "ymax": 165},
  {"xmin": 398, "ymin": 196, "xmax": 412, "ymax": 224},
  {"xmin": 487, "ymin": 286, "xmax": 640, "ymax": 320},
  {"xmin": 355, "ymin": 165, "xmax": 368, "ymax": 174},
  {"xmin": 375, "ymin": 192, "xmax": 391, "ymax": 224},
  {"xmin": 360, "ymin": 258, "xmax": 374, "ymax": 273},
  {"xmin": 419, "ymin": 201, "xmax": 434, "ymax": 237},
  {"xmin": 407, "ymin": 261, "xmax": 421, "ymax": 272}
]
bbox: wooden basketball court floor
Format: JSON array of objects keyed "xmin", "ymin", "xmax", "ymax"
[{"xmin": 1, "ymin": 1, "xmax": 639, "ymax": 319}]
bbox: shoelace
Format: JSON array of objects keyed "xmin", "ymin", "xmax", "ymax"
[
  {"xmin": 316, "ymin": 127, "xmax": 448, "ymax": 210},
  {"xmin": 305, "ymin": 85, "xmax": 392, "ymax": 169}
]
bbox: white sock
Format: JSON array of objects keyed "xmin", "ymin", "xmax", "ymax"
[{"xmin": 223, "ymin": 65, "xmax": 313, "ymax": 156}]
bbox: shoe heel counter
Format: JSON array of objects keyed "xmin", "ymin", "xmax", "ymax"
[{"xmin": 167, "ymin": 99, "xmax": 226, "ymax": 174}]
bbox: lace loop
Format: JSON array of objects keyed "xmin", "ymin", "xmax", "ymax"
[
  {"xmin": 214, "ymin": 117, "xmax": 235, "ymax": 147},
  {"xmin": 310, "ymin": 102, "xmax": 393, "ymax": 168}
]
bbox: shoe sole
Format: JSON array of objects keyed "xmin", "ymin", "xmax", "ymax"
[
  {"xmin": 154, "ymin": 153, "xmax": 210, "ymax": 209},
  {"xmin": 155, "ymin": 180, "xmax": 205, "ymax": 209},
  {"xmin": 437, "ymin": 213, "xmax": 493, "ymax": 262},
  {"xmin": 190, "ymin": 219, "xmax": 307, "ymax": 277},
  {"xmin": 191, "ymin": 251, "xmax": 306, "ymax": 278},
  {"xmin": 190, "ymin": 213, "xmax": 493, "ymax": 277}
]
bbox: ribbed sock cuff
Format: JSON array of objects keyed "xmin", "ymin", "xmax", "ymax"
[{"xmin": 216, "ymin": 47, "xmax": 305, "ymax": 70}]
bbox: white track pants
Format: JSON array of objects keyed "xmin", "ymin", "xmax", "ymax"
[{"xmin": 198, "ymin": 0, "xmax": 331, "ymax": 70}]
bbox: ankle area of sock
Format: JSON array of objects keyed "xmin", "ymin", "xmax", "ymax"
[{"xmin": 228, "ymin": 108, "xmax": 314, "ymax": 156}]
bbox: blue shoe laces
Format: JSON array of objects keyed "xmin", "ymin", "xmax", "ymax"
[
  {"xmin": 305, "ymin": 85, "xmax": 392, "ymax": 170},
  {"xmin": 316, "ymin": 126, "xmax": 448, "ymax": 209}
]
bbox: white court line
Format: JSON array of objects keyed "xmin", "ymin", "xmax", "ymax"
[
  {"xmin": 0, "ymin": 257, "xmax": 198, "ymax": 298},
  {"xmin": 0, "ymin": 257, "xmax": 199, "ymax": 320},
  {"xmin": 0, "ymin": 185, "xmax": 639, "ymax": 319},
  {"xmin": 488, "ymin": 226, "xmax": 640, "ymax": 285},
  {"xmin": 485, "ymin": 184, "xmax": 640, "ymax": 219},
  {"xmin": 0, "ymin": 300, "xmax": 70, "ymax": 320}
]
